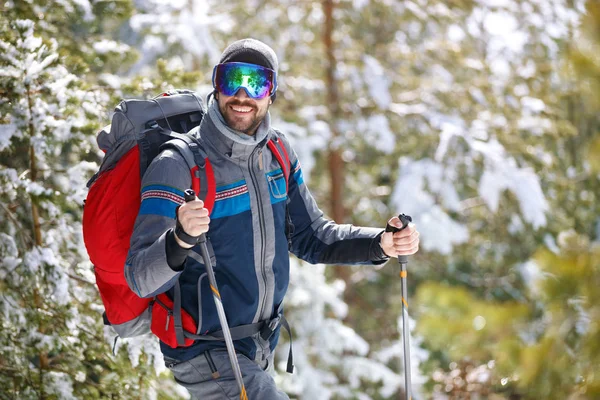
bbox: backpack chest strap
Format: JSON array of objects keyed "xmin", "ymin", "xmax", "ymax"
[{"xmin": 160, "ymin": 134, "xmax": 216, "ymax": 214}]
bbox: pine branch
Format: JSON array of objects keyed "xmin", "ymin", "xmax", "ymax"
[
  {"xmin": 67, "ymin": 273, "xmax": 95, "ymax": 287},
  {"xmin": 0, "ymin": 202, "xmax": 32, "ymax": 248},
  {"xmin": 0, "ymin": 364, "xmax": 38, "ymax": 399}
]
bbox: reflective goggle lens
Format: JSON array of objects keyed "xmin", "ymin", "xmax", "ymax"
[{"xmin": 213, "ymin": 62, "xmax": 276, "ymax": 99}]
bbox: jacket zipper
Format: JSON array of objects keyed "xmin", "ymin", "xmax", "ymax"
[
  {"xmin": 154, "ymin": 296, "xmax": 173, "ymax": 331},
  {"xmin": 249, "ymin": 146, "xmax": 268, "ymax": 320},
  {"xmin": 268, "ymin": 172, "xmax": 284, "ymax": 180}
]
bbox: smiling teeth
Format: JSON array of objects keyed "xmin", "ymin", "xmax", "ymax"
[{"xmin": 232, "ymin": 106, "xmax": 252, "ymax": 113}]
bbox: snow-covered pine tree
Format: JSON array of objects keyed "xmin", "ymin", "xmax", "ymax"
[
  {"xmin": 275, "ymin": 258, "xmax": 404, "ymax": 399},
  {"xmin": 0, "ymin": 17, "xmax": 184, "ymax": 400},
  {"xmin": 1, "ymin": 18, "xmax": 103, "ymax": 398}
]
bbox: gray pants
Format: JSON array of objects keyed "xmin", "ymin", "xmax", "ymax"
[{"xmin": 165, "ymin": 350, "xmax": 290, "ymax": 399}]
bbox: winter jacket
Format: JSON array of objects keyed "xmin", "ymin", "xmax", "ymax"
[{"xmin": 124, "ymin": 103, "xmax": 389, "ymax": 364}]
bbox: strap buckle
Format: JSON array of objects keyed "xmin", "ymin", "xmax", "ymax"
[{"xmin": 260, "ymin": 314, "xmax": 281, "ymax": 341}]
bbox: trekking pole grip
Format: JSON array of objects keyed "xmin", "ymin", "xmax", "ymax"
[
  {"xmin": 385, "ymin": 214, "xmax": 412, "ymax": 263},
  {"xmin": 184, "ymin": 188, "xmax": 208, "ymax": 244},
  {"xmin": 174, "ymin": 189, "xmax": 204, "ymax": 246},
  {"xmin": 184, "ymin": 189, "xmax": 196, "ymax": 203}
]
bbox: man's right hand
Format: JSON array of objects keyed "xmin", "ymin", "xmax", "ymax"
[{"xmin": 174, "ymin": 197, "xmax": 210, "ymax": 248}]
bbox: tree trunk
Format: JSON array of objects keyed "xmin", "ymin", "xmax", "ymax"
[
  {"xmin": 26, "ymin": 83, "xmax": 46, "ymax": 399},
  {"xmin": 323, "ymin": 0, "xmax": 345, "ymax": 225},
  {"xmin": 26, "ymin": 85, "xmax": 43, "ymax": 248},
  {"xmin": 323, "ymin": 0, "xmax": 357, "ymax": 306}
]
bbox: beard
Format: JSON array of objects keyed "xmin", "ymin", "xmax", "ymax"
[{"xmin": 219, "ymin": 97, "xmax": 269, "ymax": 135}]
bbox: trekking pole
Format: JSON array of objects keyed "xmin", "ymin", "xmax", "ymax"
[
  {"xmin": 385, "ymin": 214, "xmax": 413, "ymax": 400},
  {"xmin": 184, "ymin": 189, "xmax": 248, "ymax": 400}
]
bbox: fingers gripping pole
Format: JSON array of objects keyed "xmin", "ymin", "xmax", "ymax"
[
  {"xmin": 385, "ymin": 214, "xmax": 413, "ymax": 400},
  {"xmin": 184, "ymin": 189, "xmax": 248, "ymax": 400}
]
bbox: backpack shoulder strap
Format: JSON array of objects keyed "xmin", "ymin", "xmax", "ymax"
[
  {"xmin": 160, "ymin": 132, "xmax": 216, "ymax": 214},
  {"xmin": 267, "ymin": 129, "xmax": 295, "ymax": 248},
  {"xmin": 267, "ymin": 129, "xmax": 292, "ymax": 193}
]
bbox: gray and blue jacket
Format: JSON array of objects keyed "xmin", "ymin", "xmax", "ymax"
[{"xmin": 125, "ymin": 102, "xmax": 389, "ymax": 364}]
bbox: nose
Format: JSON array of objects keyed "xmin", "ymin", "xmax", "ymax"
[{"xmin": 234, "ymin": 88, "xmax": 250, "ymax": 98}]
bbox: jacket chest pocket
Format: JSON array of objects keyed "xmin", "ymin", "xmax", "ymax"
[{"xmin": 267, "ymin": 172, "xmax": 287, "ymax": 200}]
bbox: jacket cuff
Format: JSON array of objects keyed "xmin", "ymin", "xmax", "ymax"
[
  {"xmin": 165, "ymin": 229, "xmax": 190, "ymax": 271},
  {"xmin": 369, "ymin": 230, "xmax": 390, "ymax": 263}
]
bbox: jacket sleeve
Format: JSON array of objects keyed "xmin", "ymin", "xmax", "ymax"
[
  {"xmin": 124, "ymin": 149, "xmax": 192, "ymax": 298},
  {"xmin": 280, "ymin": 136, "xmax": 389, "ymax": 266}
]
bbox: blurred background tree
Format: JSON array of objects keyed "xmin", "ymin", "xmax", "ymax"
[{"xmin": 410, "ymin": 0, "xmax": 600, "ymax": 399}]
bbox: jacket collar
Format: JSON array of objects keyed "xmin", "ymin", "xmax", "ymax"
[{"xmin": 200, "ymin": 101, "xmax": 271, "ymax": 161}]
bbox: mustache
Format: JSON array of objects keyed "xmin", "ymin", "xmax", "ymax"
[{"xmin": 226, "ymin": 99, "xmax": 257, "ymax": 109}]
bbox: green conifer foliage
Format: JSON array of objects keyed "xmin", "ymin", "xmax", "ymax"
[{"xmin": 0, "ymin": 5, "xmax": 185, "ymax": 399}]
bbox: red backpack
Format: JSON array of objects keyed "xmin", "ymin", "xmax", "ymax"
[{"xmin": 82, "ymin": 90, "xmax": 291, "ymax": 347}]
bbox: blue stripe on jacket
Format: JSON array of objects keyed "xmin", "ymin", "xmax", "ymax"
[
  {"xmin": 139, "ymin": 198, "xmax": 178, "ymax": 218},
  {"xmin": 139, "ymin": 185, "xmax": 185, "ymax": 219},
  {"xmin": 211, "ymin": 180, "xmax": 251, "ymax": 219},
  {"xmin": 211, "ymin": 193, "xmax": 251, "ymax": 219},
  {"xmin": 291, "ymin": 161, "xmax": 303, "ymax": 185}
]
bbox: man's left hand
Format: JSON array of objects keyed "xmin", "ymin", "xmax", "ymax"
[{"xmin": 380, "ymin": 217, "xmax": 420, "ymax": 258}]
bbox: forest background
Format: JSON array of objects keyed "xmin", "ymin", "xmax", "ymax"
[{"xmin": 1, "ymin": 0, "xmax": 599, "ymax": 399}]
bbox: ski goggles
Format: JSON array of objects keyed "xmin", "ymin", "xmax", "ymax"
[{"xmin": 212, "ymin": 62, "xmax": 277, "ymax": 99}]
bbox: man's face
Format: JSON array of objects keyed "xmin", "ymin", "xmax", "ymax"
[{"xmin": 216, "ymin": 88, "xmax": 271, "ymax": 136}]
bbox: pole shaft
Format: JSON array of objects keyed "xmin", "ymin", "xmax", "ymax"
[
  {"xmin": 385, "ymin": 213, "xmax": 413, "ymax": 400},
  {"xmin": 199, "ymin": 238, "xmax": 247, "ymax": 399},
  {"xmin": 401, "ymin": 261, "xmax": 412, "ymax": 400}
]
